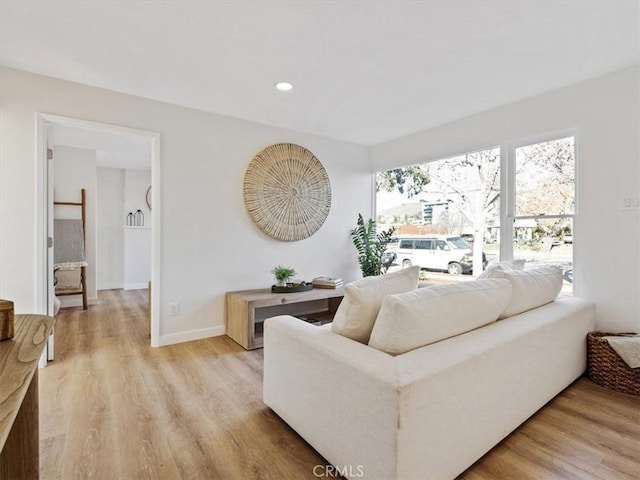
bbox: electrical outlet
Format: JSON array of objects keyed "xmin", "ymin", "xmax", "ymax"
[{"xmin": 169, "ymin": 302, "xmax": 179, "ymax": 316}]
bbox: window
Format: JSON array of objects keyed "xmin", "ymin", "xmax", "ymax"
[
  {"xmin": 435, "ymin": 240, "xmax": 447, "ymax": 250},
  {"xmin": 399, "ymin": 239, "xmax": 414, "ymax": 249},
  {"xmin": 509, "ymin": 136, "xmax": 575, "ymax": 294},
  {"xmin": 416, "ymin": 240, "xmax": 432, "ymax": 250},
  {"xmin": 376, "ymin": 148, "xmax": 500, "ymax": 277},
  {"xmin": 376, "ymin": 135, "xmax": 575, "ymax": 293},
  {"xmin": 447, "ymin": 237, "xmax": 470, "ymax": 250},
  {"xmin": 423, "ymin": 205, "xmax": 433, "ymax": 224}
]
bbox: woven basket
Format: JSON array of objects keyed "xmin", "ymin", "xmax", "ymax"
[{"xmin": 587, "ymin": 332, "xmax": 640, "ymax": 395}]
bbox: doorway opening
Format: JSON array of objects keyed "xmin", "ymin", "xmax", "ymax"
[{"xmin": 36, "ymin": 114, "xmax": 161, "ymax": 353}]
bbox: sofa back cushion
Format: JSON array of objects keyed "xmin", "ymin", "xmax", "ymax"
[
  {"xmin": 476, "ymin": 259, "xmax": 526, "ymax": 279},
  {"xmin": 368, "ymin": 278, "xmax": 512, "ymax": 355},
  {"xmin": 331, "ymin": 266, "xmax": 420, "ymax": 343},
  {"xmin": 492, "ymin": 266, "xmax": 563, "ymax": 318}
]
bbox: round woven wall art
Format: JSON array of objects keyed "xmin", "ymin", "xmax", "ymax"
[{"xmin": 244, "ymin": 143, "xmax": 331, "ymax": 241}]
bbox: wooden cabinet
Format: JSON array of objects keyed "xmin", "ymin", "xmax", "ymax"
[{"xmin": 226, "ymin": 288, "xmax": 344, "ymax": 350}]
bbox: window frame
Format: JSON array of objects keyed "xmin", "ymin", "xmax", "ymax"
[
  {"xmin": 502, "ymin": 129, "xmax": 579, "ymax": 293},
  {"xmin": 373, "ymin": 128, "xmax": 579, "ymax": 292}
]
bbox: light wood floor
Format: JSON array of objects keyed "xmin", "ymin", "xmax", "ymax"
[{"xmin": 40, "ymin": 289, "xmax": 640, "ymax": 480}]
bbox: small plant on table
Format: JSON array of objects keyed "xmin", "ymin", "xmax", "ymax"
[{"xmin": 272, "ymin": 266, "xmax": 297, "ymax": 287}]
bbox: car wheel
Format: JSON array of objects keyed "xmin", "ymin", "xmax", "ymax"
[
  {"xmin": 448, "ymin": 262, "xmax": 463, "ymax": 275},
  {"xmin": 402, "ymin": 259, "xmax": 412, "ymax": 268}
]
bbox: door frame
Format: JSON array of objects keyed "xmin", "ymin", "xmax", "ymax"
[{"xmin": 36, "ymin": 113, "xmax": 162, "ymax": 347}]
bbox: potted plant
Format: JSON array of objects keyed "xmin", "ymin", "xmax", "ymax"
[
  {"xmin": 271, "ymin": 265, "xmax": 297, "ymax": 287},
  {"xmin": 350, "ymin": 214, "xmax": 395, "ymax": 277}
]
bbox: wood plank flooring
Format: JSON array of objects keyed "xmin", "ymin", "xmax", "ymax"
[{"xmin": 40, "ymin": 289, "xmax": 640, "ymax": 480}]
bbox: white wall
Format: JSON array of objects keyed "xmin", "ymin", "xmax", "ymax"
[
  {"xmin": 123, "ymin": 227, "xmax": 151, "ymax": 290},
  {"xmin": 53, "ymin": 146, "xmax": 98, "ymax": 306},
  {"xmin": 0, "ymin": 67, "xmax": 371, "ymax": 345},
  {"xmin": 124, "ymin": 169, "xmax": 151, "ymax": 227},
  {"xmin": 97, "ymin": 167, "xmax": 124, "ymax": 290},
  {"xmin": 97, "ymin": 167, "xmax": 152, "ymax": 290},
  {"xmin": 123, "ymin": 169, "xmax": 152, "ymax": 289},
  {"xmin": 372, "ymin": 66, "xmax": 640, "ymax": 332}
]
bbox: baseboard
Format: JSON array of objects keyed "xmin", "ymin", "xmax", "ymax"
[
  {"xmin": 124, "ymin": 283, "xmax": 149, "ymax": 291},
  {"xmin": 158, "ymin": 325, "xmax": 226, "ymax": 347},
  {"xmin": 97, "ymin": 283, "xmax": 123, "ymax": 290},
  {"xmin": 59, "ymin": 296, "xmax": 99, "ymax": 308}
]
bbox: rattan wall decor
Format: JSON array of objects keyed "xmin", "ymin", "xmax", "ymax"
[{"xmin": 244, "ymin": 143, "xmax": 331, "ymax": 241}]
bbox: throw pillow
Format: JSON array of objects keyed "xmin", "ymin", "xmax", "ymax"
[
  {"xmin": 476, "ymin": 259, "xmax": 526, "ymax": 279},
  {"xmin": 492, "ymin": 265, "xmax": 563, "ymax": 318},
  {"xmin": 368, "ymin": 278, "xmax": 512, "ymax": 355},
  {"xmin": 330, "ymin": 266, "xmax": 420, "ymax": 343}
]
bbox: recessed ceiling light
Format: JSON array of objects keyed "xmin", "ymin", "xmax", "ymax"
[{"xmin": 275, "ymin": 82, "xmax": 293, "ymax": 92}]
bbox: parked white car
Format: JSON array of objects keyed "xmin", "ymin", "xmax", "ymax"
[{"xmin": 389, "ymin": 235, "xmax": 487, "ymax": 275}]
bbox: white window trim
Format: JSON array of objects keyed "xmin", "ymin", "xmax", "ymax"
[
  {"xmin": 373, "ymin": 128, "xmax": 579, "ymax": 291},
  {"xmin": 502, "ymin": 129, "xmax": 579, "ymax": 293}
]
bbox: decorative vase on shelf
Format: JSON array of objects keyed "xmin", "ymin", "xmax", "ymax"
[{"xmin": 135, "ymin": 209, "xmax": 144, "ymax": 226}]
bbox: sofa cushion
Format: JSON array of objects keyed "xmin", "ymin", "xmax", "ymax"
[
  {"xmin": 476, "ymin": 259, "xmax": 526, "ymax": 279},
  {"xmin": 492, "ymin": 266, "xmax": 563, "ymax": 318},
  {"xmin": 331, "ymin": 266, "xmax": 420, "ymax": 343},
  {"xmin": 368, "ymin": 278, "xmax": 512, "ymax": 355}
]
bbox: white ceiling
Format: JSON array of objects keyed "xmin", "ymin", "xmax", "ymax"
[{"xmin": 1, "ymin": 1, "xmax": 639, "ymax": 146}]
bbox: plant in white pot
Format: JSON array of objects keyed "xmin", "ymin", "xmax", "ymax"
[{"xmin": 272, "ymin": 266, "xmax": 297, "ymax": 287}]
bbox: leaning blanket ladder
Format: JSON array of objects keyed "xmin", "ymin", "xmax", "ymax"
[{"xmin": 54, "ymin": 188, "xmax": 88, "ymax": 310}]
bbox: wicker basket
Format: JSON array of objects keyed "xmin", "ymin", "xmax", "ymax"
[{"xmin": 587, "ymin": 332, "xmax": 640, "ymax": 395}]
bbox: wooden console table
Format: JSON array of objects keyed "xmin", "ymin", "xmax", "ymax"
[
  {"xmin": 0, "ymin": 314, "xmax": 54, "ymax": 480},
  {"xmin": 226, "ymin": 288, "xmax": 344, "ymax": 350}
]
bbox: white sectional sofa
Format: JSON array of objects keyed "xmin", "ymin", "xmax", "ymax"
[{"xmin": 263, "ymin": 266, "xmax": 595, "ymax": 480}]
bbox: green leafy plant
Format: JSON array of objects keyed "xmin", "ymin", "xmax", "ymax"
[
  {"xmin": 271, "ymin": 265, "xmax": 297, "ymax": 285},
  {"xmin": 350, "ymin": 214, "xmax": 395, "ymax": 277}
]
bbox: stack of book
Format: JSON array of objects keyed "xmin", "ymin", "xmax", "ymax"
[{"xmin": 312, "ymin": 276, "xmax": 344, "ymax": 289}]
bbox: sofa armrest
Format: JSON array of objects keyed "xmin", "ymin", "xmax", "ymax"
[
  {"xmin": 263, "ymin": 315, "xmax": 398, "ymax": 478},
  {"xmin": 265, "ymin": 315, "xmax": 396, "ymax": 380}
]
